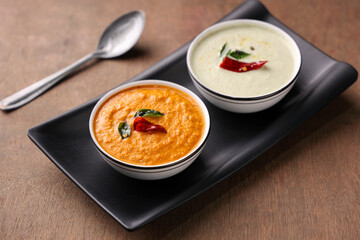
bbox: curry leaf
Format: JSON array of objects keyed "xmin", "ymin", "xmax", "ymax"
[
  {"xmin": 118, "ymin": 121, "xmax": 131, "ymax": 139},
  {"xmin": 220, "ymin": 43, "xmax": 227, "ymax": 56},
  {"xmin": 228, "ymin": 50, "xmax": 250, "ymax": 60},
  {"xmin": 134, "ymin": 109, "xmax": 165, "ymax": 118}
]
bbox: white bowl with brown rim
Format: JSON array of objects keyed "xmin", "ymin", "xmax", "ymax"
[
  {"xmin": 187, "ymin": 19, "xmax": 301, "ymax": 113},
  {"xmin": 89, "ymin": 80, "xmax": 210, "ymax": 180}
]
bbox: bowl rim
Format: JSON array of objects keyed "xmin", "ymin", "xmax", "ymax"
[
  {"xmin": 89, "ymin": 80, "xmax": 211, "ymax": 170},
  {"xmin": 101, "ymin": 142, "xmax": 207, "ymax": 173},
  {"xmin": 186, "ymin": 19, "xmax": 302, "ymax": 101}
]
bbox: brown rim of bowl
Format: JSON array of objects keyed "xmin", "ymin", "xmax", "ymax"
[
  {"xmin": 92, "ymin": 134, "xmax": 209, "ymax": 171},
  {"xmin": 189, "ymin": 68, "xmax": 301, "ymax": 103}
]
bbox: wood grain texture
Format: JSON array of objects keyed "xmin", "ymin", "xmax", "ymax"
[{"xmin": 0, "ymin": 0, "xmax": 359, "ymax": 239}]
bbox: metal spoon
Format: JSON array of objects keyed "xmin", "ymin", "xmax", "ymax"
[{"xmin": 0, "ymin": 10, "xmax": 145, "ymax": 111}]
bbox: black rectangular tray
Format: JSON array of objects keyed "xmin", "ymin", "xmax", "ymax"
[{"xmin": 28, "ymin": 0, "xmax": 358, "ymax": 231}]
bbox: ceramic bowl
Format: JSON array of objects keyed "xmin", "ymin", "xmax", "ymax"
[
  {"xmin": 186, "ymin": 19, "xmax": 301, "ymax": 113},
  {"xmin": 89, "ymin": 80, "xmax": 210, "ymax": 180}
]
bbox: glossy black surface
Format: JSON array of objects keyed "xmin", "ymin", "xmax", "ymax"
[{"xmin": 28, "ymin": 0, "xmax": 358, "ymax": 231}]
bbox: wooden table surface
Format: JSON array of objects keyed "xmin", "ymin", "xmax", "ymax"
[{"xmin": 1, "ymin": 0, "xmax": 359, "ymax": 239}]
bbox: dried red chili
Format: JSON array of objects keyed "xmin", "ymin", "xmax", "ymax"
[
  {"xmin": 220, "ymin": 56, "xmax": 267, "ymax": 73},
  {"xmin": 133, "ymin": 117, "xmax": 167, "ymax": 133}
]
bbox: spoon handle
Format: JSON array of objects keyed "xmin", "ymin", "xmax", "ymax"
[{"xmin": 0, "ymin": 53, "xmax": 95, "ymax": 110}]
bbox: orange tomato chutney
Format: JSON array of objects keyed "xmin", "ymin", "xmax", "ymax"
[{"xmin": 93, "ymin": 84, "xmax": 205, "ymax": 166}]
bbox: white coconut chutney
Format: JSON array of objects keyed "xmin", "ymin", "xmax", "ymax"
[{"xmin": 190, "ymin": 23, "xmax": 298, "ymax": 97}]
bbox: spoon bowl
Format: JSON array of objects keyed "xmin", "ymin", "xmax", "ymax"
[
  {"xmin": 0, "ymin": 10, "xmax": 145, "ymax": 111},
  {"xmin": 96, "ymin": 11, "xmax": 145, "ymax": 58}
]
